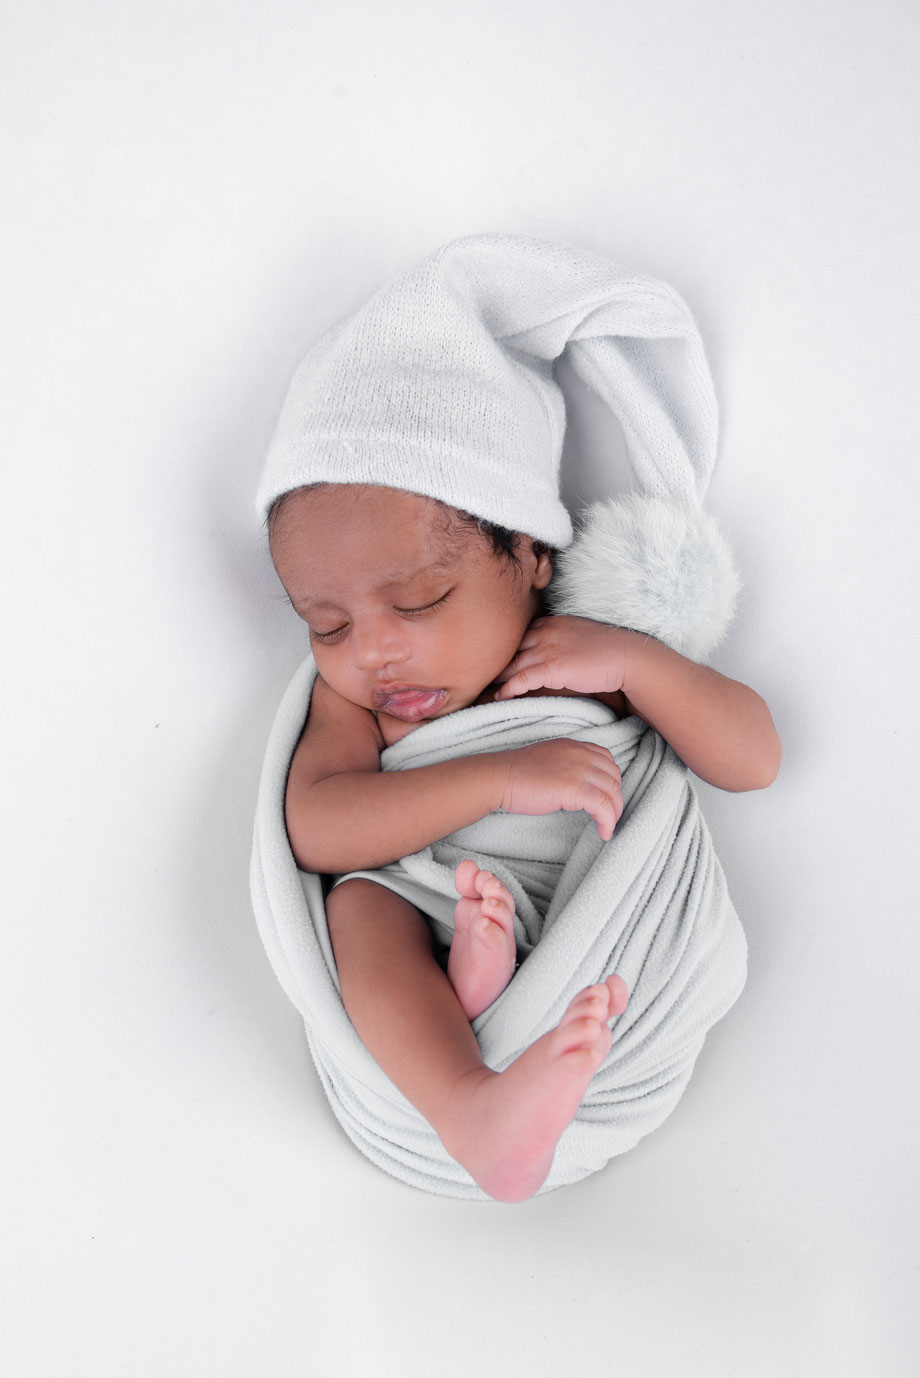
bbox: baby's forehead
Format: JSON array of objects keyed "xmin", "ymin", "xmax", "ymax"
[
  {"xmin": 270, "ymin": 484, "xmax": 501, "ymax": 603},
  {"xmin": 336, "ymin": 512, "xmax": 475, "ymax": 589},
  {"xmin": 275, "ymin": 485, "xmax": 476, "ymax": 556}
]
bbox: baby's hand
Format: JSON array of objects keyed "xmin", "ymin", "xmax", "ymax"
[
  {"xmin": 494, "ymin": 616, "xmax": 628, "ymax": 701},
  {"xmin": 496, "ymin": 737, "xmax": 623, "ymax": 841}
]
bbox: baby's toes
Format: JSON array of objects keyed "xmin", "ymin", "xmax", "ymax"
[
  {"xmin": 481, "ymin": 889, "xmax": 515, "ymax": 934},
  {"xmin": 564, "ymin": 978, "xmax": 629, "ymax": 1024},
  {"xmin": 474, "ymin": 868, "xmax": 499, "ymax": 898},
  {"xmin": 563, "ymin": 984, "xmax": 610, "ymax": 1021},
  {"xmin": 478, "ymin": 872, "xmax": 513, "ymax": 908},
  {"xmin": 454, "ymin": 859, "xmax": 484, "ymax": 898},
  {"xmin": 553, "ymin": 1013, "xmax": 613, "ymax": 1061},
  {"xmin": 605, "ymin": 974, "xmax": 629, "ymax": 1017}
]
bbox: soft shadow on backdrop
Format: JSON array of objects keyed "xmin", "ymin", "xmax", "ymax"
[{"xmin": 2, "ymin": 3, "xmax": 917, "ymax": 1375}]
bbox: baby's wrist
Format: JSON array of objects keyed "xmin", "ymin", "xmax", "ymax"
[{"xmin": 604, "ymin": 624, "xmax": 641, "ymax": 695}]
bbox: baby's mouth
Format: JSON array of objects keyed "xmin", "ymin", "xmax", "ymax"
[{"xmin": 371, "ymin": 686, "xmax": 447, "ymax": 722}]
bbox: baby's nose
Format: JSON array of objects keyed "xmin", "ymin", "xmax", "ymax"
[{"xmin": 352, "ymin": 620, "xmax": 410, "ymax": 670}]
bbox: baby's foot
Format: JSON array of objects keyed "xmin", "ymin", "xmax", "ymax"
[
  {"xmin": 447, "ymin": 860, "xmax": 517, "ymax": 1020},
  {"xmin": 438, "ymin": 974, "xmax": 630, "ymax": 1204}
]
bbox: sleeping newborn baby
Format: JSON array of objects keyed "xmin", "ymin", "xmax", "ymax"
[
  {"xmin": 251, "ymin": 232, "xmax": 780, "ymax": 1200},
  {"xmin": 266, "ymin": 479, "xmax": 778, "ymax": 1202}
]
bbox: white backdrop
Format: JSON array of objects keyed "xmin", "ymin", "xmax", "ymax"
[{"xmin": 2, "ymin": 3, "xmax": 917, "ymax": 1374}]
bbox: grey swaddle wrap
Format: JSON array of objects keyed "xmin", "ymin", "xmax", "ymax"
[
  {"xmin": 251, "ymin": 233, "xmax": 749, "ymax": 1197},
  {"xmin": 250, "ymin": 656, "xmax": 747, "ymax": 1199}
]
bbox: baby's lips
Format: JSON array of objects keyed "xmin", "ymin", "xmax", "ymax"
[
  {"xmin": 371, "ymin": 686, "xmax": 448, "ymax": 722},
  {"xmin": 372, "ymin": 683, "xmax": 438, "ymax": 708}
]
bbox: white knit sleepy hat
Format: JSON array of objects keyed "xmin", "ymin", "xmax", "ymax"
[{"xmin": 258, "ymin": 232, "xmax": 738, "ymax": 660}]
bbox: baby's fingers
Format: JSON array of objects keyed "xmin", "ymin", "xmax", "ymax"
[
  {"xmin": 494, "ymin": 662, "xmax": 551, "ymax": 700},
  {"xmin": 572, "ymin": 783, "xmax": 620, "ymax": 841},
  {"xmin": 568, "ymin": 763, "xmax": 622, "ymax": 841},
  {"xmin": 593, "ymin": 757, "xmax": 624, "ymax": 837}
]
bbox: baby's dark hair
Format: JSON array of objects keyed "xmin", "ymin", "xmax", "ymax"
[
  {"xmin": 450, "ymin": 508, "xmax": 555, "ymax": 572},
  {"xmin": 267, "ymin": 485, "xmax": 555, "ymax": 572}
]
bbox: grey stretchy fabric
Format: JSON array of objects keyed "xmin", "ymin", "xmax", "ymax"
[{"xmin": 250, "ymin": 656, "xmax": 747, "ymax": 1199}]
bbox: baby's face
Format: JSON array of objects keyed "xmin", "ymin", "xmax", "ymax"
[{"xmin": 270, "ymin": 484, "xmax": 553, "ymax": 726}]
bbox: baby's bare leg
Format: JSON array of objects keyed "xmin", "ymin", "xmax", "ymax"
[
  {"xmin": 327, "ymin": 877, "xmax": 629, "ymax": 1203},
  {"xmin": 327, "ymin": 879, "xmax": 485, "ymax": 1125}
]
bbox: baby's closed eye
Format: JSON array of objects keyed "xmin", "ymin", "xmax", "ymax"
[
  {"xmin": 396, "ymin": 591, "xmax": 452, "ymax": 617},
  {"xmin": 310, "ymin": 590, "xmax": 453, "ymax": 641}
]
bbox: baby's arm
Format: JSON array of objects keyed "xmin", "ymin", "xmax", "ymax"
[
  {"xmin": 285, "ymin": 675, "xmax": 622, "ymax": 873},
  {"xmin": 495, "ymin": 615, "xmax": 781, "ymax": 793},
  {"xmin": 284, "ymin": 676, "xmax": 501, "ymax": 872}
]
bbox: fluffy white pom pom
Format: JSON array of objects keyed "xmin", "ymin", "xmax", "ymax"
[{"xmin": 546, "ymin": 495, "xmax": 739, "ymax": 661}]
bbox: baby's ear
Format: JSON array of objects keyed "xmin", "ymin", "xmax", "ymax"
[{"xmin": 531, "ymin": 541, "xmax": 554, "ymax": 589}]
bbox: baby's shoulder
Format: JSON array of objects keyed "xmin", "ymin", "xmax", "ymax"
[{"xmin": 292, "ymin": 674, "xmax": 384, "ymax": 783}]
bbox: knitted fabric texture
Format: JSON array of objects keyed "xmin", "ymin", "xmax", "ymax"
[{"xmin": 256, "ymin": 232, "xmax": 719, "ymax": 550}]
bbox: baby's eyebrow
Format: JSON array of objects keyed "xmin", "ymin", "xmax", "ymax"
[{"xmin": 376, "ymin": 557, "xmax": 457, "ymax": 589}]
